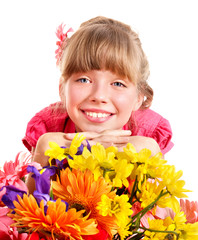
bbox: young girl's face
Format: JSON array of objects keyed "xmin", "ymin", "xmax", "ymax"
[{"xmin": 64, "ymin": 70, "xmax": 142, "ymax": 133}]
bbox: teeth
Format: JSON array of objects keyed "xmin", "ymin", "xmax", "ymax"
[{"xmin": 85, "ymin": 111, "xmax": 110, "ymax": 118}]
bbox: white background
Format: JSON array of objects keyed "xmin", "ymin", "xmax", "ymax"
[{"xmin": 0, "ymin": 0, "xmax": 198, "ymax": 200}]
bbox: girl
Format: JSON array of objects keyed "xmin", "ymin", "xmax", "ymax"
[{"xmin": 24, "ymin": 16, "xmax": 173, "ymax": 191}]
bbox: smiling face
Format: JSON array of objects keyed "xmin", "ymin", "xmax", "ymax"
[{"xmin": 64, "ymin": 70, "xmax": 143, "ymax": 133}]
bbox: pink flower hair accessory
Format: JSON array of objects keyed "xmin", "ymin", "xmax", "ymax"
[{"xmin": 55, "ymin": 23, "xmax": 74, "ymax": 66}]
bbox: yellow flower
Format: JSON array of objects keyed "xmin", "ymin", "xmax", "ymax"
[
  {"xmin": 68, "ymin": 147, "xmax": 94, "ymax": 172},
  {"xmin": 135, "ymin": 163, "xmax": 148, "ymax": 187},
  {"xmin": 128, "ymin": 148, "xmax": 154, "ymax": 189},
  {"xmin": 112, "ymin": 159, "xmax": 134, "ymax": 188},
  {"xmin": 91, "ymin": 143, "xmax": 117, "ymax": 168},
  {"xmin": 91, "ymin": 144, "xmax": 117, "ymax": 181},
  {"xmin": 144, "ymin": 218, "xmax": 168, "ymax": 240},
  {"xmin": 69, "ymin": 142, "xmax": 118, "ymax": 182},
  {"xmin": 68, "ymin": 133, "xmax": 86, "ymax": 157},
  {"xmin": 69, "ymin": 141, "xmax": 133, "ymax": 188},
  {"xmin": 45, "ymin": 142, "xmax": 66, "ymax": 165},
  {"xmin": 45, "ymin": 133, "xmax": 85, "ymax": 165},
  {"xmin": 163, "ymin": 216, "xmax": 176, "ymax": 232},
  {"xmin": 144, "ymin": 217, "xmax": 181, "ymax": 240},
  {"xmin": 136, "ymin": 148, "xmax": 153, "ymax": 163},
  {"xmin": 96, "ymin": 194, "xmax": 133, "ymax": 239},
  {"xmin": 178, "ymin": 222, "xmax": 198, "ymax": 240},
  {"xmin": 162, "ymin": 165, "xmax": 191, "ymax": 198},
  {"xmin": 118, "ymin": 143, "xmax": 137, "ymax": 163},
  {"xmin": 133, "ymin": 149, "xmax": 166, "ymax": 182},
  {"xmin": 145, "ymin": 210, "xmax": 198, "ymax": 240},
  {"xmin": 117, "ymin": 225, "xmax": 131, "ymax": 240},
  {"xmin": 159, "ymin": 165, "xmax": 191, "ymax": 212},
  {"xmin": 120, "ymin": 145, "xmax": 167, "ymax": 189},
  {"xmin": 147, "ymin": 152, "xmax": 167, "ymax": 178},
  {"xmin": 138, "ymin": 180, "xmax": 166, "ymax": 209},
  {"xmin": 173, "ymin": 211, "xmax": 187, "ymax": 228},
  {"xmin": 97, "ymin": 194, "xmax": 133, "ymax": 227},
  {"xmin": 163, "ymin": 210, "xmax": 198, "ymax": 240}
]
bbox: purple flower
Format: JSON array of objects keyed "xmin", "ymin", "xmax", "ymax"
[
  {"xmin": 76, "ymin": 141, "xmax": 91, "ymax": 155},
  {"xmin": 0, "ymin": 185, "xmax": 27, "ymax": 209},
  {"xmin": 55, "ymin": 158, "xmax": 69, "ymax": 169},
  {"xmin": 33, "ymin": 191, "xmax": 51, "ymax": 206},
  {"xmin": 27, "ymin": 165, "xmax": 56, "ymax": 204},
  {"xmin": 76, "ymin": 143, "xmax": 84, "ymax": 155}
]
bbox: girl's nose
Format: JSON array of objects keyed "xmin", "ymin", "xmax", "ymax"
[{"xmin": 89, "ymin": 83, "xmax": 109, "ymax": 104}]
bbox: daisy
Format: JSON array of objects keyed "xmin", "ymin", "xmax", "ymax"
[
  {"xmin": 9, "ymin": 194, "xmax": 98, "ymax": 240},
  {"xmin": 52, "ymin": 168, "xmax": 118, "ymax": 237}
]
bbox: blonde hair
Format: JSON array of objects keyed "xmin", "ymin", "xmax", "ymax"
[{"xmin": 59, "ymin": 16, "xmax": 153, "ymax": 109}]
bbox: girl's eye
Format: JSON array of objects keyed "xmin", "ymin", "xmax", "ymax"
[
  {"xmin": 77, "ymin": 78, "xmax": 90, "ymax": 83},
  {"xmin": 112, "ymin": 82, "xmax": 126, "ymax": 88}
]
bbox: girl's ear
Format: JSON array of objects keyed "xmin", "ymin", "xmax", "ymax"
[{"xmin": 134, "ymin": 93, "xmax": 144, "ymax": 111}]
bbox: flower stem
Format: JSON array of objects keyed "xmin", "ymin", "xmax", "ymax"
[
  {"xmin": 129, "ymin": 176, "xmax": 138, "ymax": 204},
  {"xmin": 139, "ymin": 226, "xmax": 179, "ymax": 239},
  {"xmin": 128, "ymin": 190, "xmax": 169, "ymax": 231}
]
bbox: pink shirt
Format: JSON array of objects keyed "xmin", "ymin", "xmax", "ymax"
[{"xmin": 22, "ymin": 102, "xmax": 174, "ymax": 155}]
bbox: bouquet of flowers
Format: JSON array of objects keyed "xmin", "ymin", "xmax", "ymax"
[{"xmin": 0, "ymin": 134, "xmax": 198, "ymax": 240}]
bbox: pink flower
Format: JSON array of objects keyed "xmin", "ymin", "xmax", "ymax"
[
  {"xmin": 55, "ymin": 23, "xmax": 73, "ymax": 66},
  {"xmin": 0, "ymin": 152, "xmax": 41, "ymax": 202},
  {"xmin": 0, "ymin": 227, "xmax": 28, "ymax": 240},
  {"xmin": 0, "ymin": 206, "xmax": 28, "ymax": 240},
  {"xmin": 180, "ymin": 199, "xmax": 198, "ymax": 223},
  {"xmin": 0, "ymin": 206, "xmax": 14, "ymax": 228},
  {"xmin": 0, "ymin": 207, "xmax": 42, "ymax": 240}
]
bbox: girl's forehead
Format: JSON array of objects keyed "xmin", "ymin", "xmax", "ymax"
[
  {"xmin": 68, "ymin": 69, "xmax": 130, "ymax": 79},
  {"xmin": 61, "ymin": 25, "xmax": 140, "ymax": 85}
]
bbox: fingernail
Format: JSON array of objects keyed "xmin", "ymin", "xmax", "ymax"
[{"xmin": 65, "ymin": 133, "xmax": 72, "ymax": 139}]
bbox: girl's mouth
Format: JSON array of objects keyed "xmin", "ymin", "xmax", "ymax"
[
  {"xmin": 85, "ymin": 111, "xmax": 111, "ymax": 118},
  {"xmin": 81, "ymin": 110, "xmax": 113, "ymax": 123}
]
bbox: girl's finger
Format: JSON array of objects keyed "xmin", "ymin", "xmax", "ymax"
[
  {"xmin": 65, "ymin": 130, "xmax": 132, "ymax": 140},
  {"xmin": 87, "ymin": 140, "xmax": 114, "ymax": 149},
  {"xmin": 81, "ymin": 130, "xmax": 131, "ymax": 139},
  {"xmin": 65, "ymin": 132, "xmax": 100, "ymax": 140},
  {"xmin": 100, "ymin": 129, "xmax": 132, "ymax": 136},
  {"xmin": 94, "ymin": 135, "xmax": 130, "ymax": 144}
]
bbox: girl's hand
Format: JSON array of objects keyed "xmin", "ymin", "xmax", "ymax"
[
  {"xmin": 32, "ymin": 132, "xmax": 73, "ymax": 166},
  {"xmin": 65, "ymin": 130, "xmax": 161, "ymax": 155},
  {"xmin": 65, "ymin": 130, "xmax": 132, "ymax": 149},
  {"xmin": 27, "ymin": 132, "xmax": 73, "ymax": 194}
]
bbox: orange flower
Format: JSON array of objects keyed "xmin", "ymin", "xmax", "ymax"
[
  {"xmin": 9, "ymin": 194, "xmax": 98, "ymax": 240},
  {"xmin": 52, "ymin": 168, "xmax": 118, "ymax": 237}
]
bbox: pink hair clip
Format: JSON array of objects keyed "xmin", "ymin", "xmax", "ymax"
[{"xmin": 55, "ymin": 23, "xmax": 74, "ymax": 66}]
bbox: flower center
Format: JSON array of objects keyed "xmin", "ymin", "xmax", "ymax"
[
  {"xmin": 70, "ymin": 203, "xmax": 88, "ymax": 217},
  {"xmin": 111, "ymin": 201, "xmax": 120, "ymax": 214}
]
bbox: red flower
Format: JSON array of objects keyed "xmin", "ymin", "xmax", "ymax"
[
  {"xmin": 29, "ymin": 232, "xmax": 45, "ymax": 240},
  {"xmin": 83, "ymin": 225, "xmax": 109, "ymax": 240}
]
